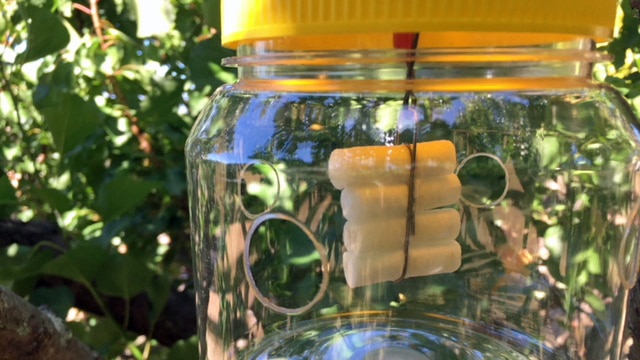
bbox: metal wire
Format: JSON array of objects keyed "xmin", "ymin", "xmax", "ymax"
[{"xmin": 396, "ymin": 33, "xmax": 420, "ymax": 282}]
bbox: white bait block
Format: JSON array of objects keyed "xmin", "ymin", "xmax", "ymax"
[
  {"xmin": 343, "ymin": 209, "xmax": 461, "ymax": 253},
  {"xmin": 328, "ymin": 140, "xmax": 462, "ymax": 288},
  {"xmin": 340, "ymin": 174, "xmax": 461, "ymax": 221},
  {"xmin": 343, "ymin": 241, "xmax": 462, "ymax": 288}
]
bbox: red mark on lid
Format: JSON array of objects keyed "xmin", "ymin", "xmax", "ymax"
[{"xmin": 393, "ymin": 33, "xmax": 419, "ymax": 50}]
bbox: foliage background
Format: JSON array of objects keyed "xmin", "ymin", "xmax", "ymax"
[
  {"xmin": 0, "ymin": 0, "xmax": 233, "ymax": 358},
  {"xmin": 1, "ymin": 0, "xmax": 640, "ymax": 359}
]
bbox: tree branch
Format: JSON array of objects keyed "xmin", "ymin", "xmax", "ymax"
[
  {"xmin": 107, "ymin": 75, "xmax": 154, "ymax": 157},
  {"xmin": 89, "ymin": 0, "xmax": 107, "ymax": 50},
  {"xmin": 0, "ymin": 286, "xmax": 100, "ymax": 360},
  {"xmin": 0, "ymin": 219, "xmax": 64, "ymax": 248}
]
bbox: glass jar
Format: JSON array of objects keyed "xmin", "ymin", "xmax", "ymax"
[{"xmin": 186, "ymin": 1, "xmax": 640, "ymax": 359}]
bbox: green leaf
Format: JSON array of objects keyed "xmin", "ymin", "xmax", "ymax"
[
  {"xmin": 543, "ymin": 225, "xmax": 563, "ymax": 258},
  {"xmin": 188, "ymin": 38, "xmax": 235, "ymax": 90},
  {"xmin": 538, "ymin": 136, "xmax": 560, "ymax": 169},
  {"xmin": 147, "ymin": 275, "xmax": 172, "ymax": 323},
  {"xmin": 163, "ymin": 167, "xmax": 187, "ymax": 196},
  {"xmin": 32, "ymin": 187, "xmax": 73, "ymax": 213},
  {"xmin": 167, "ymin": 337, "xmax": 199, "ymax": 360},
  {"xmin": 0, "ymin": 13, "xmax": 6, "ymax": 35},
  {"xmin": 68, "ymin": 317, "xmax": 128, "ymax": 357},
  {"xmin": 95, "ymin": 174, "xmax": 157, "ymax": 222},
  {"xmin": 0, "ymin": 87, "xmax": 18, "ymax": 123},
  {"xmin": 0, "ymin": 245, "xmax": 57, "ymax": 285},
  {"xmin": 605, "ymin": 76, "xmax": 630, "ymax": 95},
  {"xmin": 139, "ymin": 77, "xmax": 184, "ymax": 123},
  {"xmin": 574, "ymin": 248, "xmax": 602, "ymax": 275},
  {"xmin": 29, "ymin": 286, "xmax": 75, "ymax": 318},
  {"xmin": 28, "ymin": 0, "xmax": 50, "ymax": 6},
  {"xmin": 95, "ymin": 253, "xmax": 154, "ymax": 299},
  {"xmin": 40, "ymin": 243, "xmax": 108, "ymax": 285},
  {"xmin": 584, "ymin": 292, "xmax": 606, "ymax": 313},
  {"xmin": 20, "ymin": 6, "xmax": 70, "ymax": 62},
  {"xmin": 40, "ymin": 93, "xmax": 102, "ymax": 153},
  {"xmin": 0, "ymin": 173, "xmax": 17, "ymax": 207},
  {"xmin": 201, "ymin": 0, "xmax": 221, "ymax": 30},
  {"xmin": 33, "ymin": 62, "xmax": 75, "ymax": 109}
]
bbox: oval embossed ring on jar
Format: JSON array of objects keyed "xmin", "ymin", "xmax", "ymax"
[{"xmin": 185, "ymin": 1, "xmax": 640, "ymax": 359}]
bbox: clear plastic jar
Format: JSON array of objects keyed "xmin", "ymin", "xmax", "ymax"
[{"xmin": 186, "ymin": 1, "xmax": 639, "ymax": 359}]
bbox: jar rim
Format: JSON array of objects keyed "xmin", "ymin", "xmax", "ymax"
[{"xmin": 223, "ymin": 41, "xmax": 606, "ymax": 67}]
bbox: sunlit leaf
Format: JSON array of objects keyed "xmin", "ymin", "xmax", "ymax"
[
  {"xmin": 133, "ymin": 0, "xmax": 175, "ymax": 38},
  {"xmin": 0, "ymin": 14, "xmax": 6, "ymax": 35},
  {"xmin": 538, "ymin": 136, "xmax": 560, "ymax": 169},
  {"xmin": 585, "ymin": 292, "xmax": 606, "ymax": 313}
]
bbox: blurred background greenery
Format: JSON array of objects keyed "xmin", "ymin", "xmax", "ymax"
[{"xmin": 1, "ymin": 0, "xmax": 640, "ymax": 359}]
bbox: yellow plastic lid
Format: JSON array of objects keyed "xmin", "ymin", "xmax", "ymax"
[{"xmin": 220, "ymin": 0, "xmax": 617, "ymax": 49}]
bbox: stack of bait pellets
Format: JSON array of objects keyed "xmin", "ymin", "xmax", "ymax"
[{"xmin": 328, "ymin": 140, "xmax": 462, "ymax": 288}]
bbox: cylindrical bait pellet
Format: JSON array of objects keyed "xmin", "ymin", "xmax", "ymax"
[{"xmin": 328, "ymin": 140, "xmax": 457, "ymax": 189}]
